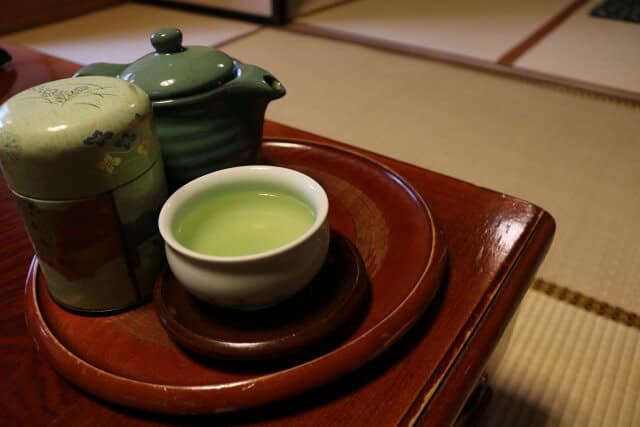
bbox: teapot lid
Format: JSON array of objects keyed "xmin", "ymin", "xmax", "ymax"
[{"xmin": 119, "ymin": 28, "xmax": 235, "ymax": 100}]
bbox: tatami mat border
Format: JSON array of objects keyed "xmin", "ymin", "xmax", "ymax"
[
  {"xmin": 496, "ymin": 0, "xmax": 588, "ymax": 65},
  {"xmin": 283, "ymin": 24, "xmax": 640, "ymax": 107},
  {"xmin": 532, "ymin": 279, "xmax": 640, "ymax": 329}
]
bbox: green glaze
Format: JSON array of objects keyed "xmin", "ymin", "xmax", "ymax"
[
  {"xmin": 152, "ymin": 62, "xmax": 283, "ymax": 189},
  {"xmin": 173, "ymin": 185, "xmax": 315, "ymax": 257},
  {"xmin": 120, "ymin": 28, "xmax": 235, "ymax": 100},
  {"xmin": 74, "ymin": 27, "xmax": 286, "ymax": 191}
]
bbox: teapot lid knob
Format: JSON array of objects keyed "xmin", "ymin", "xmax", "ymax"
[{"xmin": 151, "ymin": 28, "xmax": 184, "ymax": 54}]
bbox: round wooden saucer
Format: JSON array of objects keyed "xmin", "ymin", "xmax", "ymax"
[{"xmin": 154, "ymin": 231, "xmax": 369, "ymax": 361}]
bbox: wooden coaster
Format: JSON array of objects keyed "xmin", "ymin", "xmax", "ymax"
[{"xmin": 154, "ymin": 231, "xmax": 369, "ymax": 361}]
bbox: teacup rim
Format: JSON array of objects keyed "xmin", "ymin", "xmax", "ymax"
[{"xmin": 158, "ymin": 165, "xmax": 329, "ymax": 263}]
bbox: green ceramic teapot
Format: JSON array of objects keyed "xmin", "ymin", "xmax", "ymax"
[{"xmin": 75, "ymin": 28, "xmax": 286, "ymax": 190}]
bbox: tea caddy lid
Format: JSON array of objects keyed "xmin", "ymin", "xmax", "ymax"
[
  {"xmin": 118, "ymin": 28, "xmax": 236, "ymax": 101},
  {"xmin": 0, "ymin": 76, "xmax": 160, "ymax": 199}
]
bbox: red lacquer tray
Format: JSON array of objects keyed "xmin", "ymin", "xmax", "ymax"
[{"xmin": 24, "ymin": 139, "xmax": 448, "ymax": 414}]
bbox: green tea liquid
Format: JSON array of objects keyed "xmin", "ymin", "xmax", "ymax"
[{"xmin": 173, "ymin": 186, "xmax": 316, "ymax": 257}]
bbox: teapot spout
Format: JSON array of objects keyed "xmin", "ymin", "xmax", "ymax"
[
  {"xmin": 224, "ymin": 63, "xmax": 286, "ymax": 102},
  {"xmin": 74, "ymin": 62, "xmax": 129, "ymax": 78},
  {"xmin": 262, "ymin": 73, "xmax": 286, "ymax": 100}
]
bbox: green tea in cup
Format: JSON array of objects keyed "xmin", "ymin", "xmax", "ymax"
[
  {"xmin": 172, "ymin": 184, "xmax": 316, "ymax": 257},
  {"xmin": 158, "ymin": 165, "xmax": 330, "ymax": 309}
]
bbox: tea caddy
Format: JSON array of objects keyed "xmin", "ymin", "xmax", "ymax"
[{"xmin": 0, "ymin": 76, "xmax": 168, "ymax": 313}]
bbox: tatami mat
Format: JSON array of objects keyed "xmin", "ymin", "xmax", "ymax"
[
  {"xmin": 2, "ymin": 3, "xmax": 258, "ymax": 64},
  {"xmin": 223, "ymin": 29, "xmax": 640, "ymax": 313},
  {"xmin": 516, "ymin": 0, "xmax": 640, "ymax": 94},
  {"xmin": 484, "ymin": 287, "xmax": 640, "ymax": 426},
  {"xmin": 294, "ymin": 0, "xmax": 576, "ymax": 62}
]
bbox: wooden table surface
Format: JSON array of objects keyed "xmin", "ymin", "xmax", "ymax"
[{"xmin": 0, "ymin": 42, "xmax": 555, "ymax": 426}]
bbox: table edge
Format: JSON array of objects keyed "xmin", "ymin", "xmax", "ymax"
[
  {"xmin": 410, "ymin": 210, "xmax": 555, "ymax": 426},
  {"xmin": 263, "ymin": 121, "xmax": 557, "ymax": 426}
]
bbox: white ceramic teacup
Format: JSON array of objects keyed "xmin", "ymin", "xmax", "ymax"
[{"xmin": 158, "ymin": 165, "xmax": 330, "ymax": 310}]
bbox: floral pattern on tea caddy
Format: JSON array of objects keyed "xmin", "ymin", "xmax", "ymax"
[{"xmin": 0, "ymin": 76, "xmax": 168, "ymax": 313}]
